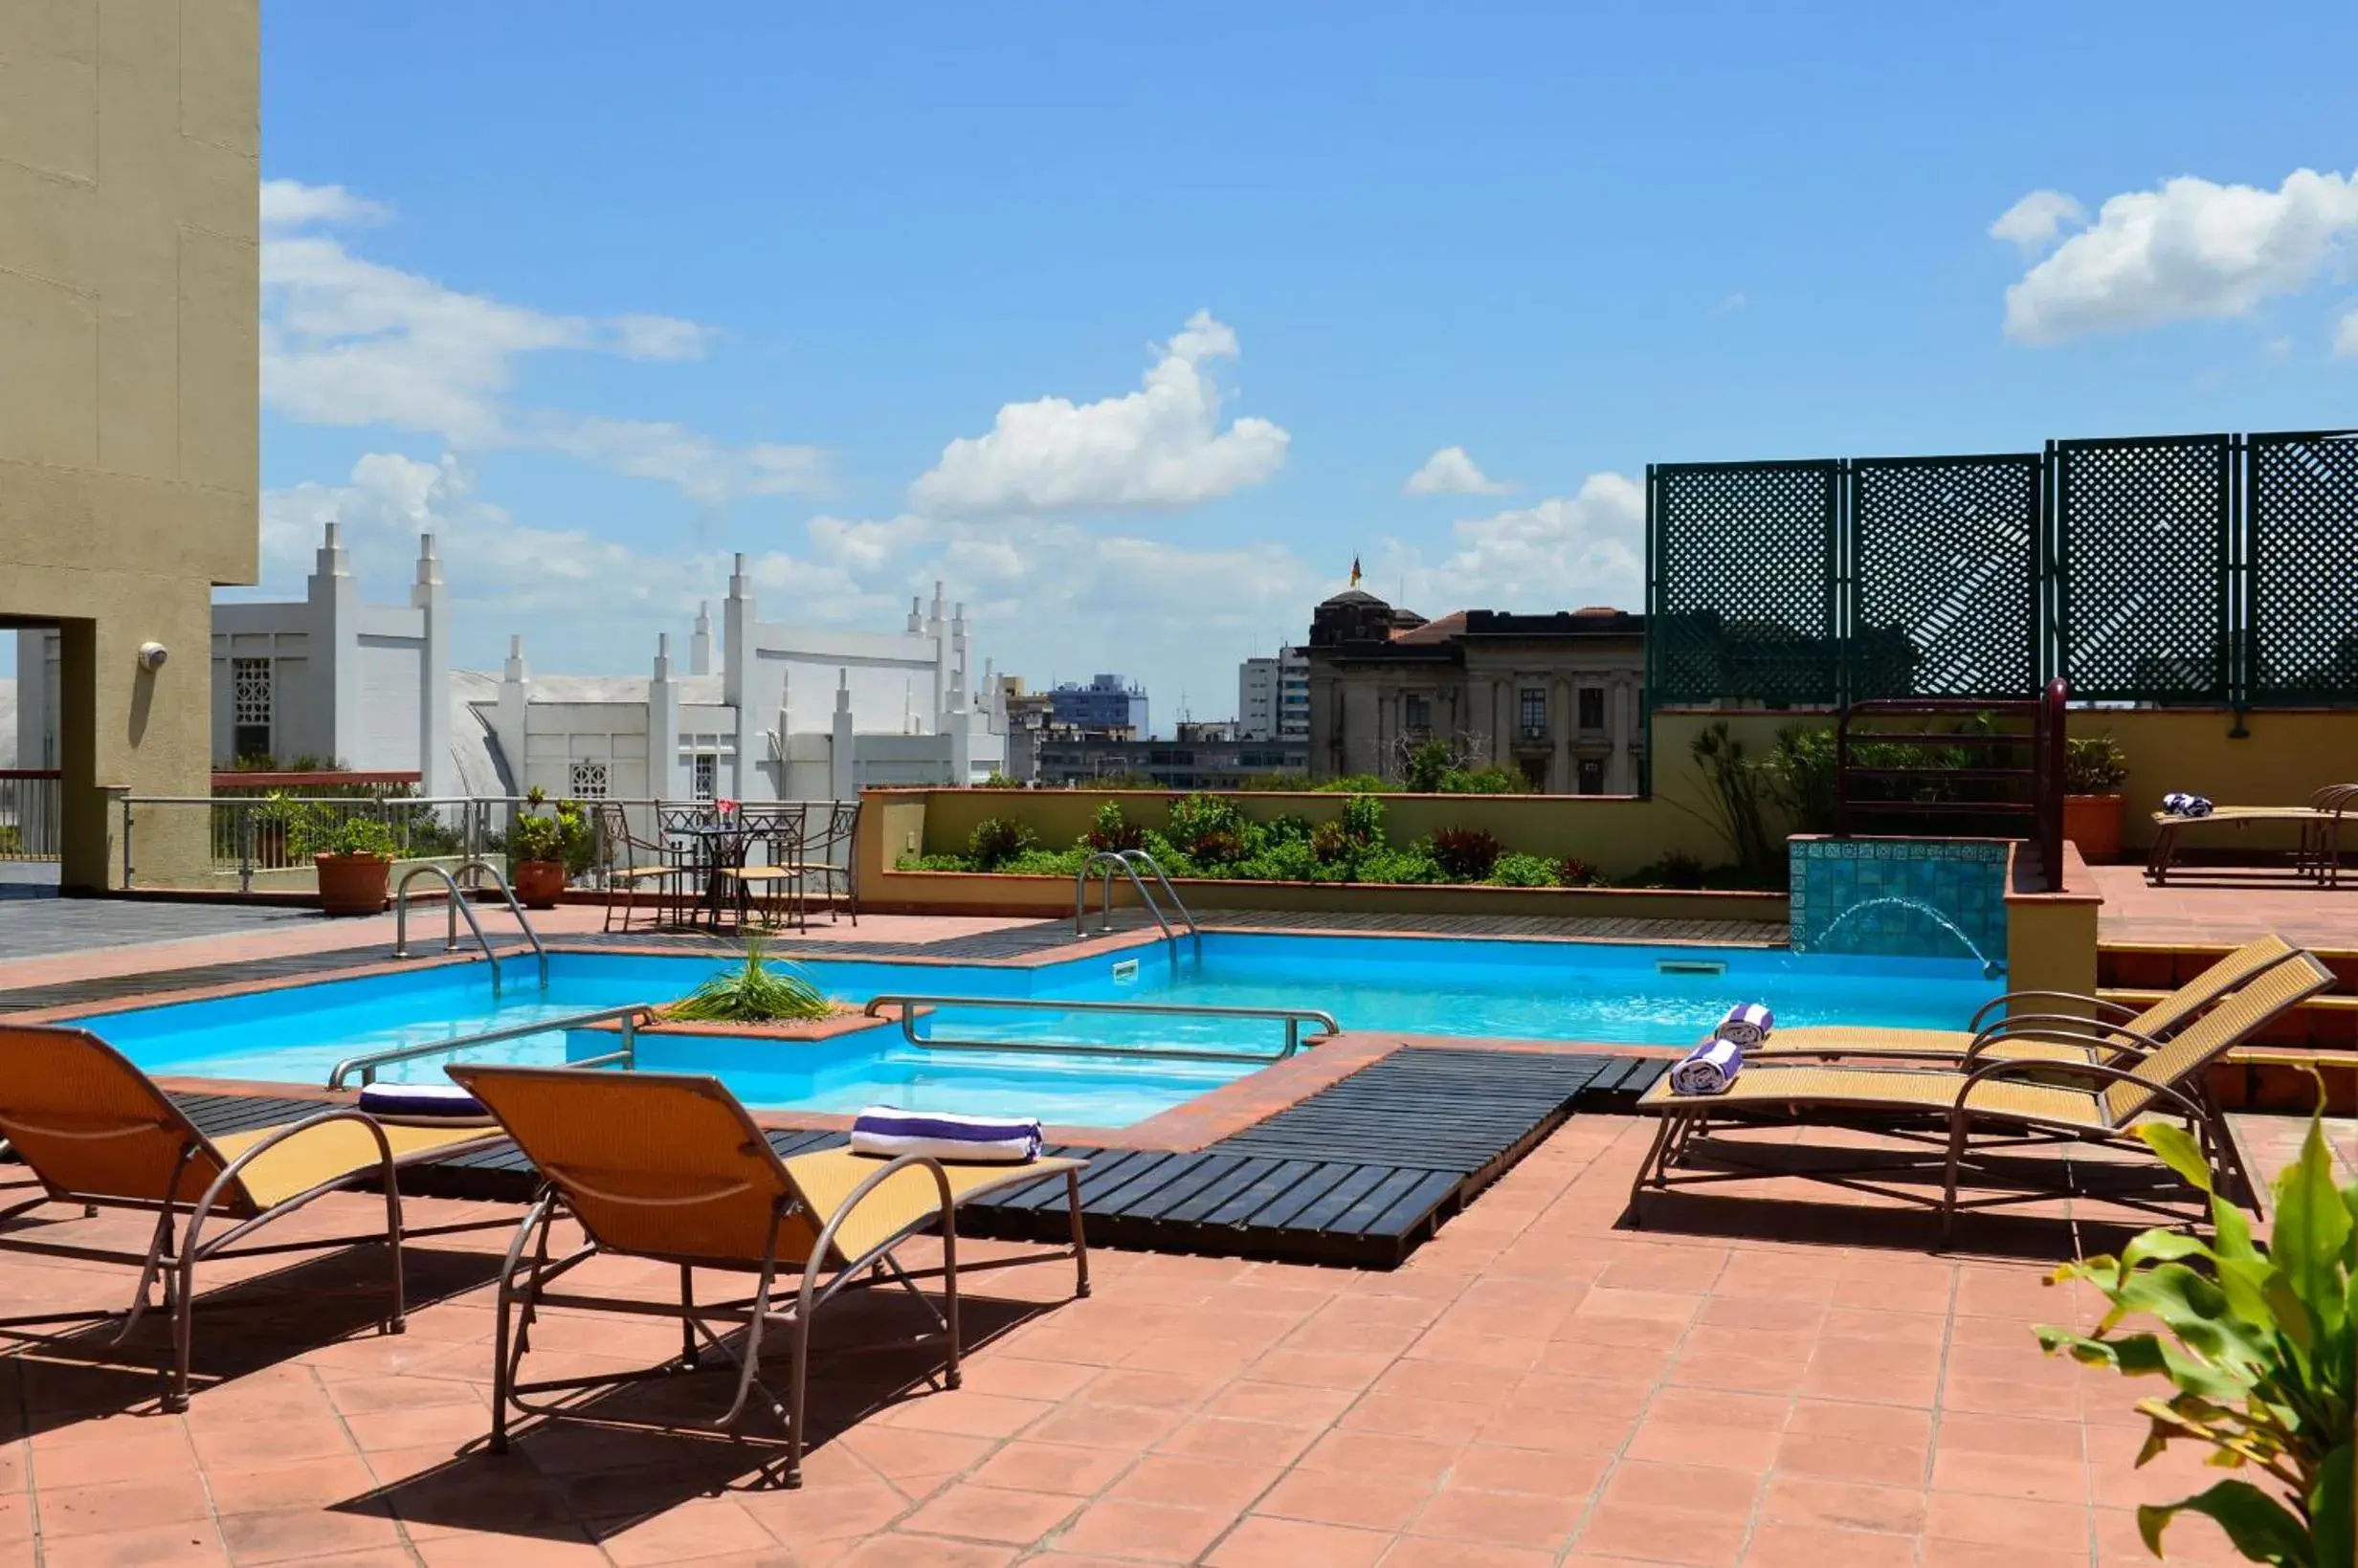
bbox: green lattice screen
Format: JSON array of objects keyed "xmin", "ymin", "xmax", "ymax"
[
  {"xmin": 1646, "ymin": 460, "xmax": 1839, "ymax": 705},
  {"xmin": 2052, "ymin": 434, "xmax": 2233, "ymax": 703},
  {"xmin": 1849, "ymin": 454, "xmax": 2040, "ymax": 698},
  {"xmin": 2246, "ymin": 430, "xmax": 2358, "ymax": 705}
]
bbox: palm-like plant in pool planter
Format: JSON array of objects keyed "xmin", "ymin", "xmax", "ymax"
[
  {"xmin": 664, "ymin": 931, "xmax": 836, "ymax": 1024},
  {"xmin": 2036, "ymin": 1098, "xmax": 2353, "ymax": 1567}
]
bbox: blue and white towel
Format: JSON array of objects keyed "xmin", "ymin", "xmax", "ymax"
[
  {"xmin": 1715, "ymin": 1002, "xmax": 1775, "ymax": 1048},
  {"xmin": 850, "ymin": 1105, "xmax": 1042, "ymax": 1164},
  {"xmin": 1669, "ymin": 1038, "xmax": 1745, "ymax": 1096},
  {"xmin": 361, "ymin": 1081, "xmax": 489, "ymax": 1119},
  {"xmin": 2162, "ymin": 792, "xmax": 2213, "ymax": 819}
]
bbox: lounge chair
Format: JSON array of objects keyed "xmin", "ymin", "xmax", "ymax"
[
  {"xmin": 1750, "ymin": 933, "xmax": 2299, "ymax": 1066},
  {"xmin": 1630, "ymin": 951, "xmax": 2334, "ymax": 1238},
  {"xmin": 2146, "ymin": 784, "xmax": 2357, "ymax": 887},
  {"xmin": 0, "ymin": 1026, "xmax": 501, "ymax": 1409},
  {"xmin": 445, "ymin": 1064, "xmax": 1089, "ymax": 1487}
]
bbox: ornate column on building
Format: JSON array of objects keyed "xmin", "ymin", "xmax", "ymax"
[
  {"xmin": 305, "ymin": 521, "xmax": 362, "ymax": 763},
  {"xmin": 412, "ymin": 534, "xmax": 452, "ymax": 796},
  {"xmin": 647, "ymin": 633, "xmax": 683, "ymax": 803},
  {"xmin": 1610, "ymin": 679, "xmax": 1635, "ymax": 793},
  {"xmin": 494, "ymin": 635, "xmax": 529, "ymax": 792},
  {"xmin": 689, "ymin": 602, "xmax": 713, "ymax": 676},
  {"xmin": 1551, "ymin": 676, "xmax": 1573, "ymax": 793},
  {"xmin": 722, "ymin": 554, "xmax": 759, "ymax": 799},
  {"xmin": 1491, "ymin": 679, "xmax": 1512, "ymax": 765},
  {"xmin": 829, "ymin": 672, "xmax": 856, "ymax": 800}
]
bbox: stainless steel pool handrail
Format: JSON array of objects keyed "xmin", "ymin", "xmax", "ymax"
[
  {"xmin": 391, "ymin": 860, "xmax": 548, "ymax": 994},
  {"xmin": 1074, "ymin": 850, "xmax": 1202, "ymax": 960},
  {"xmin": 861, "ymin": 993, "xmax": 1339, "ymax": 1062},
  {"xmin": 326, "ymin": 1003, "xmax": 660, "ymax": 1090}
]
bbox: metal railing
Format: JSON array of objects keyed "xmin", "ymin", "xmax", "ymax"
[
  {"xmin": 1074, "ymin": 850, "xmax": 1201, "ymax": 959},
  {"xmin": 862, "ymin": 993, "xmax": 1339, "ymax": 1062},
  {"xmin": 0, "ymin": 770, "xmax": 62, "ymax": 860},
  {"xmin": 327, "ymin": 1002, "xmax": 658, "ymax": 1090},
  {"xmin": 391, "ymin": 860, "xmax": 548, "ymax": 993},
  {"xmin": 1834, "ymin": 678, "xmax": 2068, "ymax": 890}
]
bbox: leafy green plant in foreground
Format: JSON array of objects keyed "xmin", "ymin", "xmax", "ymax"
[
  {"xmin": 2036, "ymin": 1099, "xmax": 2353, "ymax": 1567},
  {"xmin": 665, "ymin": 932, "xmax": 835, "ymax": 1023}
]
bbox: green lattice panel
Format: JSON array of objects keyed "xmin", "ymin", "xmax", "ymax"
[
  {"xmin": 1851, "ymin": 454, "xmax": 2039, "ymax": 697},
  {"xmin": 2054, "ymin": 435, "xmax": 2231, "ymax": 703},
  {"xmin": 2247, "ymin": 431, "xmax": 2358, "ymax": 704},
  {"xmin": 1648, "ymin": 461, "xmax": 1839, "ymax": 704}
]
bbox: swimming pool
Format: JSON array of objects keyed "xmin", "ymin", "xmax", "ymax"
[{"xmin": 76, "ymin": 934, "xmax": 2001, "ymax": 1126}]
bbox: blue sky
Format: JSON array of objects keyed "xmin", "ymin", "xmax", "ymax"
[{"xmin": 242, "ymin": 1, "xmax": 2358, "ymax": 729}]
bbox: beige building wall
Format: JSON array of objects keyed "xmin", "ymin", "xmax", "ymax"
[{"xmin": 0, "ymin": 0, "xmax": 259, "ymax": 889}]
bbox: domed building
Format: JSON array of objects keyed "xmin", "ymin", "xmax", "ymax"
[{"xmin": 1301, "ymin": 586, "xmax": 1647, "ymax": 794}]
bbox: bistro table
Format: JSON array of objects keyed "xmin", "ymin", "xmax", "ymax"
[{"xmin": 668, "ymin": 817, "xmax": 758, "ymax": 930}]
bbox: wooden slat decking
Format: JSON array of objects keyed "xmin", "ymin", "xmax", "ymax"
[{"xmin": 142, "ymin": 1049, "xmax": 1670, "ymax": 1267}]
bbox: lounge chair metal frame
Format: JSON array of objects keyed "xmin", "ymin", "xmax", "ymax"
[
  {"xmin": 452, "ymin": 1065, "xmax": 1086, "ymax": 1489},
  {"xmin": 2146, "ymin": 783, "xmax": 2357, "ymax": 887},
  {"xmin": 1630, "ymin": 952, "xmax": 2333, "ymax": 1241},
  {"xmin": 0, "ymin": 1027, "xmax": 504, "ymax": 1409}
]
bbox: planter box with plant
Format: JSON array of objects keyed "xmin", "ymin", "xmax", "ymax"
[
  {"xmin": 661, "ymin": 933, "xmax": 844, "ymax": 1026},
  {"xmin": 2064, "ymin": 734, "xmax": 2131, "ymax": 864},
  {"xmin": 2036, "ymin": 1103, "xmax": 2352, "ymax": 1566},
  {"xmin": 313, "ymin": 817, "xmax": 399, "ymax": 916},
  {"xmin": 506, "ymin": 793, "xmax": 594, "ymax": 909}
]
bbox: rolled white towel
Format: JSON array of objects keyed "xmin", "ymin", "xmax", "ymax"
[
  {"xmin": 1716, "ymin": 1003, "xmax": 1774, "ymax": 1048},
  {"xmin": 850, "ymin": 1105, "xmax": 1042, "ymax": 1164},
  {"xmin": 1669, "ymin": 1037, "xmax": 1745, "ymax": 1096},
  {"xmin": 359, "ymin": 1081, "xmax": 489, "ymax": 1119},
  {"xmin": 2161, "ymin": 792, "xmax": 2213, "ymax": 819}
]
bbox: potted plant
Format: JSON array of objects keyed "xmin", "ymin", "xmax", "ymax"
[
  {"xmin": 2063, "ymin": 734, "xmax": 2130, "ymax": 864},
  {"xmin": 507, "ymin": 798, "xmax": 591, "ymax": 909},
  {"xmin": 313, "ymin": 817, "xmax": 398, "ymax": 916}
]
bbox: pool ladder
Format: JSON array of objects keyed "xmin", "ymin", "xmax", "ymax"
[
  {"xmin": 391, "ymin": 859, "xmax": 549, "ymax": 995},
  {"xmin": 1074, "ymin": 850, "xmax": 1201, "ymax": 960}
]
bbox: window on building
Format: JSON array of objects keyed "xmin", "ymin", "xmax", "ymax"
[
  {"xmin": 690, "ymin": 755, "xmax": 717, "ymax": 801},
  {"xmin": 1578, "ymin": 686, "xmax": 1606, "ymax": 730},
  {"xmin": 1404, "ymin": 693, "xmax": 1431, "ymax": 732},
  {"xmin": 231, "ymin": 657, "xmax": 273, "ymax": 762},
  {"xmin": 1519, "ymin": 757, "xmax": 1548, "ymax": 791},
  {"xmin": 1577, "ymin": 758, "xmax": 1606, "ymax": 795},
  {"xmin": 567, "ymin": 761, "xmax": 611, "ymax": 799},
  {"xmin": 1518, "ymin": 687, "xmax": 1547, "ymax": 738}
]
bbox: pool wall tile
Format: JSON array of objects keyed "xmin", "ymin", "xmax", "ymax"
[{"xmin": 1788, "ymin": 836, "xmax": 2007, "ymax": 962}]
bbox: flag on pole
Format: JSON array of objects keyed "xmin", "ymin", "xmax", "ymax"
[{"xmin": 1349, "ymin": 555, "xmax": 1362, "ymax": 586}]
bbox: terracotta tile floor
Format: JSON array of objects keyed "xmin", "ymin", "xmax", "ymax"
[
  {"xmin": 2090, "ymin": 862, "xmax": 2358, "ymax": 951},
  {"xmin": 0, "ymin": 1115, "xmax": 2296, "ymax": 1568}
]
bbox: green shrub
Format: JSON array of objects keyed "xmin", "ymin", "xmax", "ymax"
[
  {"xmin": 1762, "ymin": 725, "xmax": 1839, "ymax": 835},
  {"xmin": 1487, "ymin": 852, "xmax": 1561, "ymax": 887},
  {"xmin": 1404, "ymin": 740, "xmax": 1458, "ymax": 793},
  {"xmin": 1315, "ymin": 773, "xmax": 1393, "ymax": 794},
  {"xmin": 2036, "ymin": 1103, "xmax": 2352, "ymax": 1566},
  {"xmin": 897, "ymin": 852, "xmax": 974, "ymax": 872},
  {"xmin": 1233, "ymin": 772, "xmax": 1314, "ymax": 791},
  {"xmin": 1083, "ymin": 800, "xmax": 1145, "ymax": 853},
  {"xmin": 997, "ymin": 846, "xmax": 1089, "ymax": 877},
  {"xmin": 0, "ymin": 826, "xmax": 23, "ymax": 856},
  {"xmin": 666, "ymin": 932, "xmax": 835, "ymax": 1023},
  {"xmin": 1355, "ymin": 847, "xmax": 1440, "ymax": 884},
  {"xmin": 311, "ymin": 816, "xmax": 398, "ymax": 859},
  {"xmin": 967, "ymin": 816, "xmax": 1036, "ymax": 869},
  {"xmin": 1340, "ymin": 793, "xmax": 1386, "ymax": 846},
  {"xmin": 979, "ymin": 770, "xmax": 1018, "ymax": 788},
  {"xmin": 1441, "ymin": 765, "xmax": 1524, "ymax": 794},
  {"xmin": 507, "ymin": 800, "xmax": 595, "ymax": 874},
  {"xmin": 1165, "ymin": 794, "xmax": 1252, "ymax": 864},
  {"xmin": 1559, "ymin": 855, "xmax": 1604, "ymax": 887},
  {"xmin": 1628, "ymin": 850, "xmax": 1707, "ymax": 890},
  {"xmin": 2066, "ymin": 734, "xmax": 2130, "ymax": 794},
  {"xmin": 1430, "ymin": 827, "xmax": 1504, "ymax": 881}
]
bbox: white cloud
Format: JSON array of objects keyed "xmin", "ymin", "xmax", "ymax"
[
  {"xmin": 1380, "ymin": 473, "xmax": 1645, "ymax": 616},
  {"xmin": 1999, "ymin": 169, "xmax": 2358, "ymax": 343},
  {"xmin": 1988, "ymin": 189, "xmax": 2087, "ymax": 254},
  {"xmin": 261, "ymin": 180, "xmax": 812, "ymax": 502},
  {"xmin": 2337, "ymin": 310, "xmax": 2358, "ymax": 358},
  {"xmin": 1404, "ymin": 446, "xmax": 1509, "ymax": 497},
  {"xmin": 1710, "ymin": 292, "xmax": 1748, "ymax": 316},
  {"xmin": 910, "ymin": 310, "xmax": 1290, "ymax": 513},
  {"xmin": 260, "ymin": 179, "xmax": 389, "ymax": 230}
]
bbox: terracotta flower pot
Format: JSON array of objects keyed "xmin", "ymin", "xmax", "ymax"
[
  {"xmin": 2062, "ymin": 793, "xmax": 2124, "ymax": 864},
  {"xmin": 513, "ymin": 859, "xmax": 568, "ymax": 909},
  {"xmin": 315, "ymin": 852, "xmax": 391, "ymax": 917}
]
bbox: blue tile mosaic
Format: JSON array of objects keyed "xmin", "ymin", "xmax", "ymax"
[{"xmin": 1790, "ymin": 836, "xmax": 2008, "ymax": 966}]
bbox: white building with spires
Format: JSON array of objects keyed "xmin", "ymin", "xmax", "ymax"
[{"xmin": 11, "ymin": 525, "xmax": 1011, "ymax": 802}]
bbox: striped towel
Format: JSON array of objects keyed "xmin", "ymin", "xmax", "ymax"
[
  {"xmin": 1716, "ymin": 1002, "xmax": 1775, "ymax": 1048},
  {"xmin": 360, "ymin": 1082, "xmax": 489, "ymax": 1119},
  {"xmin": 1669, "ymin": 1038, "xmax": 1745, "ymax": 1096},
  {"xmin": 850, "ymin": 1106, "xmax": 1042, "ymax": 1164},
  {"xmin": 2162, "ymin": 792, "xmax": 2213, "ymax": 819}
]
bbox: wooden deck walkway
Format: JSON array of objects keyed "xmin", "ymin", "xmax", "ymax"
[{"xmin": 159, "ymin": 1049, "xmax": 1668, "ymax": 1268}]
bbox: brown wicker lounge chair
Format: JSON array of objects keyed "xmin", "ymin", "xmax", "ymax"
[
  {"xmin": 1752, "ymin": 933, "xmax": 2299, "ymax": 1067},
  {"xmin": 1630, "ymin": 951, "xmax": 2334, "ymax": 1238},
  {"xmin": 446, "ymin": 1064, "xmax": 1089, "ymax": 1487},
  {"xmin": 2146, "ymin": 784, "xmax": 2357, "ymax": 886},
  {"xmin": 0, "ymin": 1026, "xmax": 501, "ymax": 1408}
]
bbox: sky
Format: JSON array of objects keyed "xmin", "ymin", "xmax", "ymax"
[{"xmin": 223, "ymin": 1, "xmax": 2358, "ymax": 731}]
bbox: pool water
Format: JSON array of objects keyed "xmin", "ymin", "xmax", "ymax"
[{"xmin": 78, "ymin": 935, "xmax": 2001, "ymax": 1127}]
